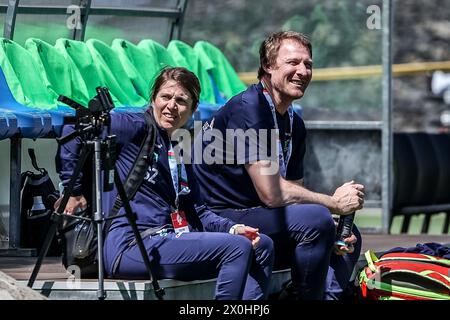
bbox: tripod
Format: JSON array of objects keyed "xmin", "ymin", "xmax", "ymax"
[{"xmin": 27, "ymin": 88, "xmax": 164, "ymax": 300}]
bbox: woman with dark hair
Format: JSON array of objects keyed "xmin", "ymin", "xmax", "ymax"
[{"xmin": 57, "ymin": 67, "xmax": 274, "ymax": 300}]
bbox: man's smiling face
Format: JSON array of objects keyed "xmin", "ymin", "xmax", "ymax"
[{"xmin": 266, "ymin": 39, "xmax": 313, "ymax": 104}]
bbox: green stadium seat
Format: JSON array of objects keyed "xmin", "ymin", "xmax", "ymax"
[
  {"xmin": 167, "ymin": 40, "xmax": 215, "ymax": 104},
  {"xmin": 55, "ymin": 38, "xmax": 123, "ymax": 108},
  {"xmin": 111, "ymin": 39, "xmax": 154, "ymax": 101},
  {"xmin": 194, "ymin": 40, "xmax": 247, "ymax": 100},
  {"xmin": 1, "ymin": 39, "xmax": 58, "ymax": 109},
  {"xmin": 0, "ymin": 38, "xmax": 60, "ymax": 137},
  {"xmin": 137, "ymin": 39, "xmax": 177, "ymax": 75},
  {"xmin": 25, "ymin": 38, "xmax": 90, "ymax": 107},
  {"xmin": 86, "ymin": 39, "xmax": 147, "ymax": 108}
]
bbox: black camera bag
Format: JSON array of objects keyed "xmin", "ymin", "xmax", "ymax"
[{"xmin": 20, "ymin": 149, "xmax": 61, "ymax": 256}]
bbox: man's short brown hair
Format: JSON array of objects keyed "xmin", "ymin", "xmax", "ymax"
[{"xmin": 258, "ymin": 31, "xmax": 312, "ymax": 80}]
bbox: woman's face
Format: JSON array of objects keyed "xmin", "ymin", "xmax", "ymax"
[{"xmin": 152, "ymin": 80, "xmax": 194, "ymax": 135}]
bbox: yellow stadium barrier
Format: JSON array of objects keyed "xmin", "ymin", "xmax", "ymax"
[{"xmin": 238, "ymin": 60, "xmax": 450, "ymax": 84}]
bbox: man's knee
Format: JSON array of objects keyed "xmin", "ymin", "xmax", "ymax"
[
  {"xmin": 258, "ymin": 234, "xmax": 274, "ymax": 251},
  {"xmin": 309, "ymin": 204, "xmax": 336, "ymax": 236},
  {"xmin": 285, "ymin": 204, "xmax": 335, "ymax": 247},
  {"xmin": 254, "ymin": 234, "xmax": 274, "ymax": 265},
  {"xmin": 301, "ymin": 204, "xmax": 336, "ymax": 248},
  {"xmin": 227, "ymin": 234, "xmax": 253, "ymax": 258}
]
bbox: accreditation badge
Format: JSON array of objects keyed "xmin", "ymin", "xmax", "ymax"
[{"xmin": 170, "ymin": 210, "xmax": 190, "ymax": 234}]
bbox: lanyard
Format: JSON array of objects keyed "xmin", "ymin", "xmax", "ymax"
[
  {"xmin": 261, "ymin": 81, "xmax": 294, "ymax": 178},
  {"xmin": 168, "ymin": 145, "xmax": 190, "ymax": 209}
]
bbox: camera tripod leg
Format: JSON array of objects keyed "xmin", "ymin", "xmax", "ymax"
[
  {"xmin": 96, "ymin": 217, "xmax": 106, "ymax": 300},
  {"xmin": 28, "ymin": 143, "xmax": 92, "ymax": 289},
  {"xmin": 93, "ymin": 139, "xmax": 107, "ymax": 300},
  {"xmin": 27, "ymin": 221, "xmax": 59, "ymax": 288},
  {"xmin": 113, "ymin": 168, "xmax": 165, "ymax": 300}
]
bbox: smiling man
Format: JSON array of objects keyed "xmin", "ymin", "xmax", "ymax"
[{"xmin": 193, "ymin": 31, "xmax": 365, "ymax": 300}]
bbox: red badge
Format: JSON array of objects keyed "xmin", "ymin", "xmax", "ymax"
[{"xmin": 170, "ymin": 210, "xmax": 190, "ymax": 234}]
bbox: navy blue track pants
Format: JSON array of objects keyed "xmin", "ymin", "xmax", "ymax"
[
  {"xmin": 111, "ymin": 231, "xmax": 274, "ymax": 300},
  {"xmin": 215, "ymin": 204, "xmax": 362, "ymax": 300}
]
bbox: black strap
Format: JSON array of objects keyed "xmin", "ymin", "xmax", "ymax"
[
  {"xmin": 104, "ymin": 111, "xmax": 157, "ymax": 233},
  {"xmin": 21, "ymin": 149, "xmax": 46, "ymax": 191},
  {"xmin": 20, "ymin": 171, "xmax": 32, "ymax": 189},
  {"xmin": 28, "ymin": 148, "xmax": 46, "ymax": 174}
]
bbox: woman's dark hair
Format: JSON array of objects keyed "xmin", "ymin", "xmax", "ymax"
[{"xmin": 150, "ymin": 67, "xmax": 201, "ymax": 111}]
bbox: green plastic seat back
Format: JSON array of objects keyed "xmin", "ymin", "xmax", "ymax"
[
  {"xmin": 25, "ymin": 38, "xmax": 89, "ymax": 107},
  {"xmin": 86, "ymin": 39, "xmax": 147, "ymax": 107},
  {"xmin": 55, "ymin": 38, "xmax": 121, "ymax": 106},
  {"xmin": 138, "ymin": 39, "xmax": 176, "ymax": 74},
  {"xmin": 137, "ymin": 39, "xmax": 178, "ymax": 98},
  {"xmin": 111, "ymin": 39, "xmax": 154, "ymax": 100},
  {"xmin": 167, "ymin": 40, "xmax": 215, "ymax": 104},
  {"xmin": 0, "ymin": 38, "xmax": 57, "ymax": 109},
  {"xmin": 194, "ymin": 41, "xmax": 246, "ymax": 99}
]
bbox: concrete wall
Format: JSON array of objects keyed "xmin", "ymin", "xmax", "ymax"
[{"xmin": 304, "ymin": 127, "xmax": 382, "ymax": 206}]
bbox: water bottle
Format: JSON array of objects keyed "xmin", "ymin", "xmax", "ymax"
[
  {"xmin": 58, "ymin": 182, "xmax": 65, "ymax": 196},
  {"xmin": 28, "ymin": 196, "xmax": 47, "ymax": 219},
  {"xmin": 335, "ymin": 212, "xmax": 355, "ymax": 247}
]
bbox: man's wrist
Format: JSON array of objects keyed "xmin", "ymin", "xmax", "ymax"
[
  {"xmin": 327, "ymin": 195, "xmax": 341, "ymax": 214},
  {"xmin": 229, "ymin": 224, "xmax": 245, "ymax": 235}
]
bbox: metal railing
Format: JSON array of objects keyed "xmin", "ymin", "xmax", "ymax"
[{"xmin": 1, "ymin": 0, "xmax": 188, "ymax": 42}]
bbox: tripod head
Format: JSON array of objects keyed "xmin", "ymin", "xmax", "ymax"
[
  {"xmin": 58, "ymin": 87, "xmax": 117, "ymax": 193},
  {"xmin": 58, "ymin": 87, "xmax": 115, "ymax": 143},
  {"xmin": 88, "ymin": 86, "xmax": 115, "ymax": 117}
]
